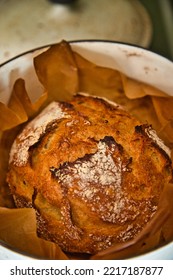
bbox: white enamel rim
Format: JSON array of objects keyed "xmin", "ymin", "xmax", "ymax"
[{"xmin": 0, "ymin": 40, "xmax": 173, "ymax": 260}]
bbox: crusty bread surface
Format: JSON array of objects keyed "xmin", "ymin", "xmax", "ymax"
[{"xmin": 7, "ymin": 94, "xmax": 173, "ymax": 254}]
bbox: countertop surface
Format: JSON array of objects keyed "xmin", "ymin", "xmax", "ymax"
[
  {"xmin": 0, "ymin": 0, "xmax": 157, "ymax": 64},
  {"xmin": 140, "ymin": 0, "xmax": 173, "ymax": 60},
  {"xmin": 0, "ymin": 0, "xmax": 172, "ymax": 65},
  {"xmin": 0, "ymin": 0, "xmax": 173, "ymax": 65}
]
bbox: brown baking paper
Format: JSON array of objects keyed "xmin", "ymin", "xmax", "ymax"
[
  {"xmin": 0, "ymin": 208, "xmax": 68, "ymax": 259},
  {"xmin": 0, "ymin": 40, "xmax": 173, "ymax": 260}
]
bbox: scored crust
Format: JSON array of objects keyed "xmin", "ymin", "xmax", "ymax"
[{"xmin": 7, "ymin": 94, "xmax": 173, "ymax": 254}]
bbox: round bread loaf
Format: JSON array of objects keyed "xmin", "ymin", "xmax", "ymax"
[{"xmin": 7, "ymin": 94, "xmax": 172, "ymax": 254}]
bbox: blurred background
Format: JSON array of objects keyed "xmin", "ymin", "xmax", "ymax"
[{"xmin": 0, "ymin": 0, "xmax": 173, "ymax": 64}]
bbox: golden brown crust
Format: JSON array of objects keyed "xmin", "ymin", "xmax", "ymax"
[{"xmin": 7, "ymin": 94, "xmax": 173, "ymax": 254}]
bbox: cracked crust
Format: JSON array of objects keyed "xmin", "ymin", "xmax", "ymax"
[{"xmin": 7, "ymin": 94, "xmax": 173, "ymax": 254}]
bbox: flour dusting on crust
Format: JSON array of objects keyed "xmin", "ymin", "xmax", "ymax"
[
  {"xmin": 145, "ymin": 126, "xmax": 171, "ymax": 157},
  {"xmin": 50, "ymin": 136, "xmax": 131, "ymax": 223},
  {"xmin": 9, "ymin": 102, "xmax": 70, "ymax": 166}
]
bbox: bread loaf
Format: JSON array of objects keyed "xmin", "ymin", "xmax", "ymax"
[{"xmin": 7, "ymin": 94, "xmax": 173, "ymax": 254}]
